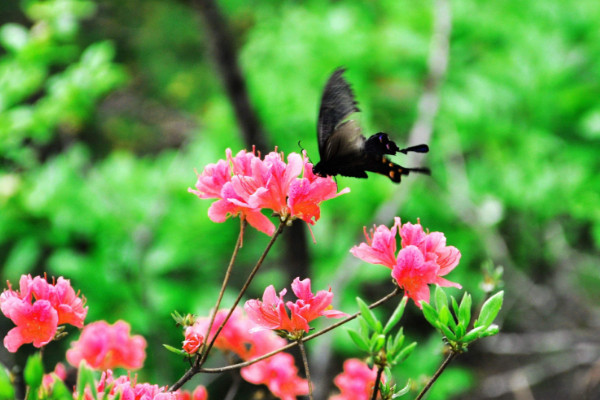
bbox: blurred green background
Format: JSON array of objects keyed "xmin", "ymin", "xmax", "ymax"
[{"xmin": 1, "ymin": 0, "xmax": 599, "ymax": 399}]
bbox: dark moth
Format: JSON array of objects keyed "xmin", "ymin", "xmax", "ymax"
[{"xmin": 312, "ymin": 68, "xmax": 430, "ymax": 183}]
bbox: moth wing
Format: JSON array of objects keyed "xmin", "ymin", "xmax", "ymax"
[{"xmin": 317, "ymin": 68, "xmax": 360, "ymax": 156}]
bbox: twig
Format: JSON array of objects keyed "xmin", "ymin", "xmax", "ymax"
[
  {"xmin": 198, "ymin": 288, "xmax": 401, "ymax": 373},
  {"xmin": 371, "ymin": 365, "xmax": 384, "ymax": 400},
  {"xmin": 298, "ymin": 337, "xmax": 314, "ymax": 400},
  {"xmin": 170, "ymin": 217, "xmax": 288, "ymax": 391},
  {"xmin": 415, "ymin": 351, "xmax": 457, "ymax": 400},
  {"xmin": 201, "ymin": 219, "xmax": 246, "ymax": 360}
]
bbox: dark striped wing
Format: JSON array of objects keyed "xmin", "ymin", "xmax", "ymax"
[{"xmin": 317, "ymin": 68, "xmax": 360, "ymax": 158}]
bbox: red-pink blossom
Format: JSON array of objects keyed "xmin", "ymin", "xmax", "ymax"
[
  {"xmin": 241, "ymin": 353, "xmax": 309, "ymax": 400},
  {"xmin": 47, "ymin": 277, "xmax": 87, "ymax": 328},
  {"xmin": 189, "ymin": 148, "xmax": 349, "ymax": 235},
  {"xmin": 245, "ymin": 277, "xmax": 347, "ymax": 335},
  {"xmin": 287, "ymin": 156, "xmax": 350, "ymax": 225},
  {"xmin": 42, "ymin": 363, "xmax": 67, "ymax": 391},
  {"xmin": 66, "ymin": 320, "xmax": 147, "ymax": 370},
  {"xmin": 351, "ymin": 219, "xmax": 462, "ymax": 307},
  {"xmin": 349, "ymin": 218, "xmax": 402, "ymax": 269},
  {"xmin": 91, "ymin": 370, "xmax": 187, "ymax": 400},
  {"xmin": 3, "ymin": 299, "xmax": 58, "ymax": 352},
  {"xmin": 330, "ymin": 359, "xmax": 380, "ymax": 400},
  {"xmin": 179, "ymin": 386, "xmax": 209, "ymax": 400},
  {"xmin": 182, "ymin": 326, "xmax": 204, "ymax": 354},
  {"xmin": 1, "ymin": 275, "xmax": 87, "ymax": 352}
]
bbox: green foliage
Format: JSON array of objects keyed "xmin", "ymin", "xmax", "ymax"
[
  {"xmin": 421, "ymin": 286, "xmax": 503, "ymax": 352},
  {"xmin": 0, "ymin": 365, "xmax": 15, "ymax": 400},
  {"xmin": 1, "ymin": 0, "xmax": 599, "ymax": 397},
  {"xmin": 24, "ymin": 354, "xmax": 43, "ymax": 400}
]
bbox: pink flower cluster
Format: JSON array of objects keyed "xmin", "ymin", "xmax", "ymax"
[
  {"xmin": 189, "ymin": 148, "xmax": 350, "ymax": 235},
  {"xmin": 1, "ymin": 275, "xmax": 87, "ymax": 352},
  {"xmin": 183, "ymin": 308, "xmax": 308, "ymax": 400},
  {"xmin": 67, "ymin": 320, "xmax": 147, "ymax": 370},
  {"xmin": 330, "ymin": 359, "xmax": 380, "ymax": 400},
  {"xmin": 89, "ymin": 370, "xmax": 208, "ymax": 400},
  {"xmin": 245, "ymin": 277, "xmax": 347, "ymax": 336},
  {"xmin": 351, "ymin": 218, "xmax": 461, "ymax": 307}
]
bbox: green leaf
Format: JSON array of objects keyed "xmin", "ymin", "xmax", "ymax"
[
  {"xmin": 421, "ymin": 302, "xmax": 439, "ymax": 327},
  {"xmin": 392, "ymin": 379, "xmax": 412, "ymax": 398},
  {"xmin": 455, "ymin": 322, "xmax": 466, "ymax": 339},
  {"xmin": 24, "ymin": 353, "xmax": 43, "ymax": 391},
  {"xmin": 0, "ymin": 365, "xmax": 15, "ymax": 400},
  {"xmin": 391, "ymin": 329, "xmax": 405, "ymax": 354},
  {"xmin": 475, "ymin": 291, "xmax": 504, "ymax": 329},
  {"xmin": 50, "ymin": 379, "xmax": 72, "ymax": 400},
  {"xmin": 163, "ymin": 344, "xmax": 188, "ymax": 356},
  {"xmin": 439, "ymin": 323, "xmax": 457, "ymax": 341},
  {"xmin": 76, "ymin": 362, "xmax": 97, "ymax": 400},
  {"xmin": 434, "ymin": 286, "xmax": 448, "ymax": 311},
  {"xmin": 357, "ymin": 297, "xmax": 380, "ymax": 332},
  {"xmin": 348, "ymin": 329, "xmax": 370, "ymax": 352},
  {"xmin": 462, "ymin": 326, "xmax": 485, "ymax": 343},
  {"xmin": 370, "ymin": 333, "xmax": 386, "ymax": 353},
  {"xmin": 451, "ymin": 296, "xmax": 460, "ymax": 318},
  {"xmin": 458, "ymin": 292, "xmax": 472, "ymax": 328},
  {"xmin": 393, "ymin": 341, "xmax": 417, "ymax": 365},
  {"xmin": 383, "ymin": 296, "xmax": 407, "ymax": 334},
  {"xmin": 438, "ymin": 305, "xmax": 451, "ymax": 326},
  {"xmin": 480, "ymin": 325, "xmax": 500, "ymax": 338}
]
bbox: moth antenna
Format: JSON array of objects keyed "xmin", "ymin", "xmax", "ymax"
[
  {"xmin": 399, "ymin": 144, "xmax": 429, "ymax": 154},
  {"xmin": 297, "ymin": 140, "xmax": 305, "ymax": 152}
]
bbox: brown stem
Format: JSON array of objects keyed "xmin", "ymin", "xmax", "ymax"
[
  {"xmin": 414, "ymin": 351, "xmax": 457, "ymax": 400},
  {"xmin": 170, "ymin": 218, "xmax": 287, "ymax": 391},
  {"xmin": 200, "ymin": 217, "xmax": 289, "ymax": 362},
  {"xmin": 298, "ymin": 337, "xmax": 314, "ymax": 400},
  {"xmin": 198, "ymin": 287, "xmax": 401, "ymax": 373},
  {"xmin": 370, "ymin": 365, "xmax": 384, "ymax": 400},
  {"xmin": 201, "ymin": 219, "xmax": 246, "ymax": 356}
]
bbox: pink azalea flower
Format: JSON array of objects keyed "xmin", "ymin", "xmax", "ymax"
[
  {"xmin": 1, "ymin": 274, "xmax": 88, "ymax": 352},
  {"xmin": 47, "ymin": 277, "xmax": 87, "ymax": 328},
  {"xmin": 349, "ymin": 217, "xmax": 402, "ymax": 269},
  {"xmin": 66, "ymin": 320, "xmax": 147, "ymax": 370},
  {"xmin": 182, "ymin": 325, "xmax": 204, "ymax": 354},
  {"xmin": 42, "ymin": 363, "xmax": 67, "ymax": 391},
  {"xmin": 179, "ymin": 386, "xmax": 209, "ymax": 400},
  {"xmin": 392, "ymin": 246, "xmax": 441, "ymax": 305},
  {"xmin": 351, "ymin": 219, "xmax": 462, "ymax": 307},
  {"xmin": 330, "ymin": 359, "xmax": 380, "ymax": 400},
  {"xmin": 92, "ymin": 370, "xmax": 184, "ymax": 400},
  {"xmin": 3, "ymin": 299, "xmax": 58, "ymax": 352},
  {"xmin": 240, "ymin": 353, "xmax": 309, "ymax": 400},
  {"xmin": 400, "ymin": 222, "xmax": 461, "ymax": 275},
  {"xmin": 189, "ymin": 148, "xmax": 349, "ymax": 236},
  {"xmin": 245, "ymin": 277, "xmax": 347, "ymax": 335},
  {"xmin": 287, "ymin": 156, "xmax": 350, "ymax": 225}
]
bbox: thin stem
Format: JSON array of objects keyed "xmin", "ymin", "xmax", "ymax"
[
  {"xmin": 170, "ymin": 218, "xmax": 286, "ymax": 392},
  {"xmin": 202, "ymin": 219, "xmax": 246, "ymax": 357},
  {"xmin": 370, "ymin": 365, "xmax": 384, "ymax": 400},
  {"xmin": 199, "ymin": 287, "xmax": 401, "ymax": 373},
  {"xmin": 298, "ymin": 337, "xmax": 313, "ymax": 400},
  {"xmin": 200, "ymin": 217, "xmax": 289, "ymax": 364},
  {"xmin": 414, "ymin": 351, "xmax": 457, "ymax": 400}
]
